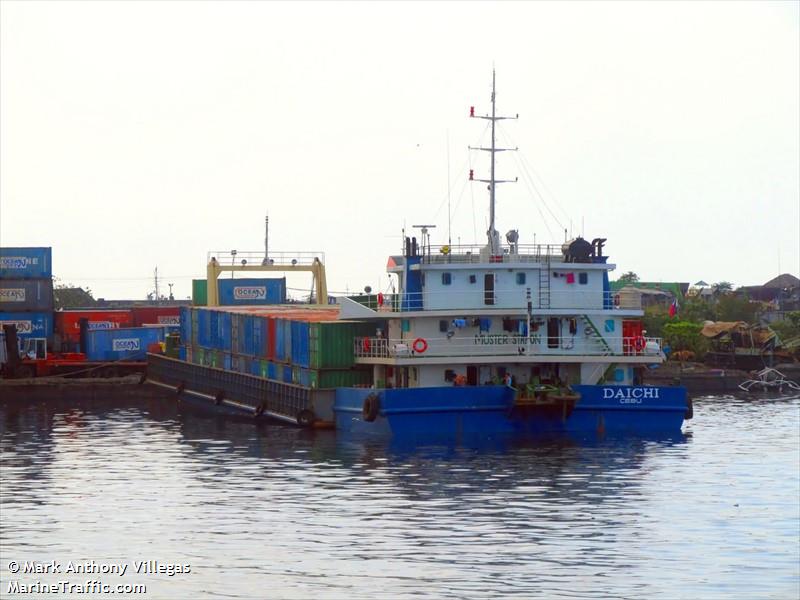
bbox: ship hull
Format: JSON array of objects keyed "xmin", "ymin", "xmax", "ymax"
[{"xmin": 334, "ymin": 385, "xmax": 689, "ymax": 438}]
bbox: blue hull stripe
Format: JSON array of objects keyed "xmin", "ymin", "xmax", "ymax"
[{"xmin": 334, "ymin": 384, "xmax": 688, "ymax": 437}]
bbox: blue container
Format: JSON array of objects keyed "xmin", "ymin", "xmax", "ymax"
[
  {"xmin": 209, "ymin": 311, "xmax": 219, "ymax": 348},
  {"xmin": 243, "ymin": 315, "xmax": 255, "ymax": 356},
  {"xmin": 297, "ymin": 367, "xmax": 311, "ymax": 387},
  {"xmin": 0, "ymin": 311, "xmax": 53, "ymax": 342},
  {"xmin": 84, "ymin": 326, "xmax": 166, "ymax": 361},
  {"xmin": 0, "ymin": 247, "xmax": 52, "ymax": 279},
  {"xmin": 267, "ymin": 361, "xmax": 278, "ymax": 380},
  {"xmin": 231, "ymin": 313, "xmax": 242, "ymax": 354},
  {"xmin": 210, "ymin": 310, "xmax": 231, "ymax": 351},
  {"xmin": 196, "ymin": 309, "xmax": 210, "ymax": 347},
  {"xmin": 0, "ymin": 279, "xmax": 54, "ymax": 312},
  {"xmin": 179, "ymin": 345, "xmax": 187, "ymax": 361},
  {"xmin": 275, "ymin": 318, "xmax": 286, "ymax": 362},
  {"xmin": 221, "ymin": 312, "xmax": 231, "ymax": 351},
  {"xmin": 223, "ymin": 352, "xmax": 232, "ymax": 371},
  {"xmin": 282, "ymin": 363, "xmax": 294, "ymax": 383},
  {"xmin": 291, "ymin": 320, "xmax": 310, "ymax": 367},
  {"xmin": 282, "ymin": 319, "xmax": 292, "ymax": 362},
  {"xmin": 252, "ymin": 317, "xmax": 266, "ymax": 357},
  {"xmin": 216, "ymin": 278, "xmax": 286, "ymax": 306},
  {"xmin": 180, "ymin": 306, "xmax": 191, "ymax": 344}
]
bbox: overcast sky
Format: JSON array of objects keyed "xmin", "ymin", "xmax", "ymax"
[{"xmin": 1, "ymin": 1, "xmax": 798, "ymax": 300}]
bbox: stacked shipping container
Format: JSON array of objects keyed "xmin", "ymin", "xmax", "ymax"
[
  {"xmin": 54, "ymin": 307, "xmax": 180, "ymax": 351},
  {"xmin": 54, "ymin": 309, "xmax": 133, "ymax": 351},
  {"xmin": 191, "ymin": 278, "xmax": 286, "ymax": 307},
  {"xmin": 0, "ymin": 248, "xmax": 54, "ymax": 345},
  {"xmin": 84, "ymin": 326, "xmax": 168, "ymax": 361},
  {"xmin": 180, "ymin": 306, "xmax": 377, "ymax": 389}
]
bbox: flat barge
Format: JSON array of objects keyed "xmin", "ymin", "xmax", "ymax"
[{"xmin": 146, "ymin": 353, "xmax": 334, "ymax": 427}]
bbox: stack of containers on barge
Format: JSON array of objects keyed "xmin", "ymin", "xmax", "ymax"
[
  {"xmin": 0, "ymin": 247, "xmax": 54, "ymax": 358},
  {"xmin": 148, "ymin": 275, "xmax": 379, "ymax": 426}
]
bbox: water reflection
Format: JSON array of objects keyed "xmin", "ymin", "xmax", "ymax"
[{"xmin": 0, "ymin": 394, "xmax": 797, "ymax": 600}]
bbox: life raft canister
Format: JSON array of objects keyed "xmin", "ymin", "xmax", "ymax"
[
  {"xmin": 362, "ymin": 393, "xmax": 380, "ymax": 422},
  {"xmin": 412, "ymin": 338, "xmax": 428, "ymax": 353}
]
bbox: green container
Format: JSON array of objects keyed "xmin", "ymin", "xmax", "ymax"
[
  {"xmin": 309, "ymin": 368, "xmax": 372, "ymax": 389},
  {"xmin": 192, "ymin": 279, "xmax": 208, "ymax": 306},
  {"xmin": 308, "ymin": 322, "xmax": 357, "ymax": 369}
]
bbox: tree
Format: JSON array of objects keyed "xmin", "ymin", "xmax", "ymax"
[
  {"xmin": 712, "ymin": 281, "xmax": 733, "ymax": 295},
  {"xmin": 663, "ymin": 321, "xmax": 710, "ymax": 358},
  {"xmin": 678, "ymin": 296, "xmax": 716, "ymax": 323},
  {"xmin": 53, "ymin": 278, "xmax": 95, "ymax": 309},
  {"xmin": 617, "ymin": 271, "xmax": 639, "ymax": 285},
  {"xmin": 715, "ymin": 294, "xmax": 757, "ymax": 322}
]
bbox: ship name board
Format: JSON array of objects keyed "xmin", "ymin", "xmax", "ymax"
[
  {"xmin": 473, "ymin": 334, "xmax": 542, "ymax": 346},
  {"xmin": 603, "ymin": 387, "xmax": 660, "ymax": 403}
]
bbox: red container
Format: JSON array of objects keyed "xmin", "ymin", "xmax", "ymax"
[
  {"xmin": 131, "ymin": 306, "xmax": 181, "ymax": 327},
  {"xmin": 266, "ymin": 317, "xmax": 276, "ymax": 359},
  {"xmin": 54, "ymin": 310, "xmax": 134, "ymax": 346}
]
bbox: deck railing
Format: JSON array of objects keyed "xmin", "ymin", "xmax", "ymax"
[
  {"xmin": 352, "ymin": 290, "xmax": 640, "ymax": 312},
  {"xmin": 416, "ymin": 243, "xmax": 567, "ymax": 264},
  {"xmin": 354, "ymin": 336, "xmax": 663, "ymax": 359}
]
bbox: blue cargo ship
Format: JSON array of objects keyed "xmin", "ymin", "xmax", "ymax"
[{"xmin": 149, "ymin": 72, "xmax": 690, "ymax": 437}]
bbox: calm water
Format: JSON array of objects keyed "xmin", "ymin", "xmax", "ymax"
[{"xmin": 1, "ymin": 393, "xmax": 798, "ymax": 599}]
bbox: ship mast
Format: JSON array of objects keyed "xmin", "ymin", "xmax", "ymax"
[{"xmin": 470, "ymin": 70, "xmax": 518, "ymax": 255}]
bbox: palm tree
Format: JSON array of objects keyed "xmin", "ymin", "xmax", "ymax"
[{"xmin": 712, "ymin": 281, "xmax": 733, "ymax": 296}]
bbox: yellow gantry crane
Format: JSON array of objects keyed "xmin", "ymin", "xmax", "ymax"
[{"xmin": 205, "ymin": 250, "xmax": 328, "ymax": 307}]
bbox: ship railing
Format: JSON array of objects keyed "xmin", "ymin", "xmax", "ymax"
[
  {"xmin": 207, "ymin": 250, "xmax": 325, "ymax": 266},
  {"xmin": 417, "ymin": 243, "xmax": 567, "ymax": 264},
  {"xmin": 356, "ymin": 290, "xmax": 640, "ymax": 312},
  {"xmin": 354, "ymin": 336, "xmax": 663, "ymax": 359}
]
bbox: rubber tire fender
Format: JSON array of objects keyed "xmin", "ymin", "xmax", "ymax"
[
  {"xmin": 297, "ymin": 409, "xmax": 316, "ymax": 428},
  {"xmin": 684, "ymin": 396, "xmax": 693, "ymax": 420},
  {"xmin": 362, "ymin": 393, "xmax": 380, "ymax": 422}
]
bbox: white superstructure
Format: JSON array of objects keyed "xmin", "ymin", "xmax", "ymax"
[{"xmin": 339, "ymin": 72, "xmax": 662, "ymax": 392}]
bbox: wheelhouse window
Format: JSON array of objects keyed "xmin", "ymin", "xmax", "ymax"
[
  {"xmin": 516, "ymin": 272, "xmax": 526, "ymax": 285},
  {"xmin": 442, "ymin": 272, "xmax": 452, "ymax": 285},
  {"xmin": 579, "ymin": 272, "xmax": 588, "ymax": 285}
]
